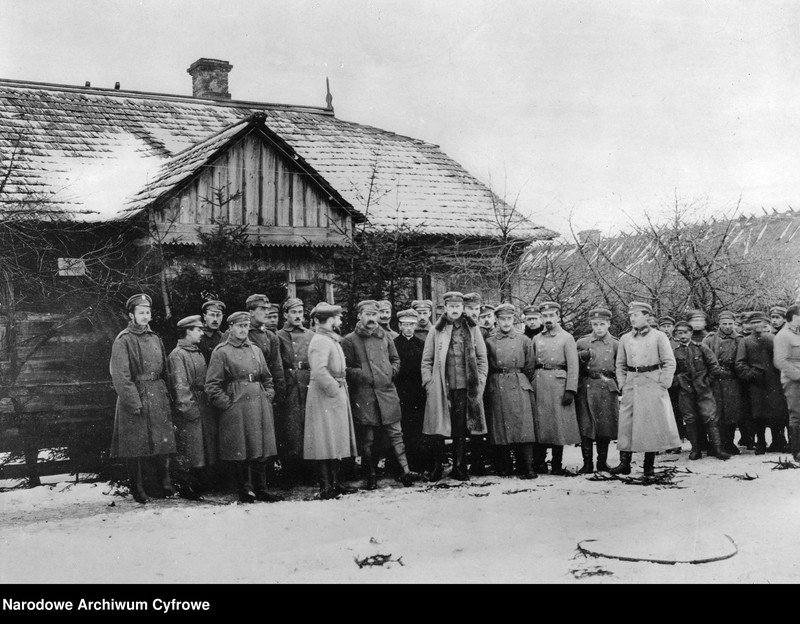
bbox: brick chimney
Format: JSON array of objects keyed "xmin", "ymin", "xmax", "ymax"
[{"xmin": 187, "ymin": 58, "xmax": 232, "ymax": 100}]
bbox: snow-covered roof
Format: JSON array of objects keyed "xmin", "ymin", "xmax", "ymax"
[{"xmin": 0, "ymin": 79, "xmax": 556, "ymax": 241}]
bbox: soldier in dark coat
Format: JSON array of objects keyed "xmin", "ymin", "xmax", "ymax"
[
  {"xmin": 264, "ymin": 303, "xmax": 280, "ymax": 333},
  {"xmin": 393, "ymin": 308, "xmax": 428, "ymax": 472},
  {"xmin": 277, "ymin": 297, "xmax": 316, "ymax": 477},
  {"xmin": 774, "ymin": 304, "xmax": 800, "ymax": 462},
  {"xmin": 575, "ymin": 308, "xmax": 620, "ymax": 473},
  {"xmin": 659, "ymin": 314, "xmax": 683, "ymax": 453},
  {"xmin": 736, "ymin": 311, "xmax": 790, "ymax": 454},
  {"xmin": 205, "ymin": 311, "xmax": 282, "ymax": 503},
  {"xmin": 110, "ymin": 294, "xmax": 176, "ymax": 504},
  {"xmin": 167, "ymin": 315, "xmax": 217, "ymax": 500},
  {"xmin": 242, "ymin": 294, "xmax": 286, "ymax": 401},
  {"xmin": 770, "ymin": 305, "xmax": 787, "ymax": 335},
  {"xmin": 478, "ymin": 304, "xmax": 496, "ymax": 340},
  {"xmin": 377, "ymin": 300, "xmax": 399, "ymax": 340},
  {"xmin": 672, "ymin": 321, "xmax": 730, "ymax": 461},
  {"xmin": 523, "ymin": 305, "xmax": 543, "ymax": 340},
  {"xmin": 198, "ymin": 300, "xmax": 226, "ymax": 365},
  {"xmin": 412, "ymin": 299, "xmax": 435, "ymax": 342},
  {"xmin": 485, "ymin": 304, "xmax": 538, "ymax": 479},
  {"xmin": 702, "ymin": 311, "xmax": 747, "ymax": 455},
  {"xmin": 342, "ymin": 300, "xmax": 421, "ymax": 489}
]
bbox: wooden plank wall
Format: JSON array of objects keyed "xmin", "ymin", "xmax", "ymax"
[{"xmin": 163, "ymin": 133, "xmax": 350, "ymax": 235}]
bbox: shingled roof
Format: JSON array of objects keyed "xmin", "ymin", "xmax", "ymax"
[{"xmin": 0, "ymin": 79, "xmax": 556, "ymax": 241}]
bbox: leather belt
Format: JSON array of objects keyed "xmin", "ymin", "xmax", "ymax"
[
  {"xmin": 136, "ymin": 372, "xmax": 161, "ymax": 381},
  {"xmin": 291, "ymin": 361, "xmax": 309, "ymax": 371},
  {"xmin": 231, "ymin": 373, "xmax": 258, "ymax": 383},
  {"xmin": 535, "ymin": 364, "xmax": 567, "ymax": 371},
  {"xmin": 491, "ymin": 367, "xmax": 522, "ymax": 374},
  {"xmin": 629, "ymin": 364, "xmax": 662, "ymax": 373},
  {"xmin": 588, "ymin": 371, "xmax": 615, "ymax": 379}
]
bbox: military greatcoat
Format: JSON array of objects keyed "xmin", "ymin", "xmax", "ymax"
[
  {"xmin": 735, "ymin": 333, "xmax": 789, "ymax": 425},
  {"xmin": 485, "ymin": 328, "xmax": 537, "ymax": 445},
  {"xmin": 168, "ymin": 339, "xmax": 217, "ymax": 468},
  {"xmin": 672, "ymin": 340, "xmax": 723, "ymax": 426},
  {"xmin": 702, "ymin": 332, "xmax": 746, "ymax": 425},
  {"xmin": 199, "ymin": 327, "xmax": 223, "ymax": 365},
  {"xmin": 575, "ymin": 333, "xmax": 620, "ymax": 440},
  {"xmin": 110, "ymin": 323, "xmax": 176, "ymax": 458},
  {"xmin": 616, "ymin": 326, "xmax": 681, "ymax": 452},
  {"xmin": 531, "ymin": 325, "xmax": 581, "ymax": 445},
  {"xmin": 303, "ymin": 327, "xmax": 358, "ymax": 460},
  {"xmin": 277, "ymin": 322, "xmax": 315, "ymax": 457},
  {"xmin": 204, "ymin": 335, "xmax": 277, "ymax": 461},
  {"xmin": 393, "ymin": 333, "xmax": 427, "ymax": 434}
]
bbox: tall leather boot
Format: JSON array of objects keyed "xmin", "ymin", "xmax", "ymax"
[
  {"xmin": 450, "ymin": 437, "xmax": 470, "ymax": 481},
  {"xmin": 532, "ymin": 443, "xmax": 548, "ymax": 474},
  {"xmin": 317, "ymin": 460, "xmax": 336, "ymax": 500},
  {"xmin": 578, "ymin": 437, "xmax": 594, "ymax": 474},
  {"xmin": 707, "ymin": 421, "xmax": 731, "ymax": 460},
  {"xmin": 596, "ymin": 438, "xmax": 611, "ymax": 472},
  {"xmin": 362, "ymin": 450, "xmax": 378, "ymax": 490},
  {"xmin": 643, "ymin": 452, "xmax": 656, "ymax": 476},
  {"xmin": 518, "ymin": 443, "xmax": 538, "ymax": 480},
  {"xmin": 790, "ymin": 425, "xmax": 800, "ymax": 462},
  {"xmin": 768, "ymin": 426, "xmax": 789, "ymax": 452},
  {"xmin": 686, "ymin": 423, "xmax": 702, "ymax": 460},
  {"xmin": 609, "ymin": 451, "xmax": 632, "ymax": 475},
  {"xmin": 127, "ymin": 457, "xmax": 148, "ymax": 504},
  {"xmin": 494, "ymin": 446, "xmax": 513, "ymax": 476},
  {"xmin": 738, "ymin": 420, "xmax": 755, "ymax": 449},
  {"xmin": 754, "ymin": 424, "xmax": 767, "ymax": 455},
  {"xmin": 550, "ymin": 445, "xmax": 565, "ymax": 475},
  {"xmin": 156, "ymin": 455, "xmax": 176, "ymax": 498},
  {"xmin": 237, "ymin": 461, "xmax": 256, "ymax": 503},
  {"xmin": 722, "ymin": 424, "xmax": 740, "ymax": 455},
  {"xmin": 424, "ymin": 438, "xmax": 445, "ymax": 482},
  {"xmin": 251, "ymin": 460, "xmax": 284, "ymax": 502},
  {"xmin": 332, "ymin": 459, "xmax": 359, "ymax": 495},
  {"xmin": 469, "ymin": 435, "xmax": 488, "ymax": 476}
]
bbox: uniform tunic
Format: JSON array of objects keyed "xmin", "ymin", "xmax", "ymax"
[
  {"xmin": 531, "ymin": 326, "xmax": 581, "ymax": 445},
  {"xmin": 615, "ymin": 326, "xmax": 681, "ymax": 452},
  {"xmin": 199, "ymin": 327, "xmax": 223, "ymax": 365},
  {"xmin": 168, "ymin": 339, "xmax": 217, "ymax": 468},
  {"xmin": 303, "ymin": 327, "xmax": 358, "ymax": 460},
  {"xmin": 736, "ymin": 333, "xmax": 789, "ymax": 425},
  {"xmin": 414, "ymin": 321, "xmax": 433, "ymax": 343},
  {"xmin": 245, "ymin": 322, "xmax": 286, "ymax": 400},
  {"xmin": 204, "ymin": 335, "xmax": 277, "ymax": 461},
  {"xmin": 110, "ymin": 323, "xmax": 176, "ymax": 458},
  {"xmin": 702, "ymin": 332, "xmax": 746, "ymax": 425},
  {"xmin": 485, "ymin": 329, "xmax": 537, "ymax": 445},
  {"xmin": 394, "ymin": 334, "xmax": 427, "ymax": 438},
  {"xmin": 575, "ymin": 333, "xmax": 620, "ymax": 439},
  {"xmin": 277, "ymin": 323, "xmax": 315, "ymax": 456}
]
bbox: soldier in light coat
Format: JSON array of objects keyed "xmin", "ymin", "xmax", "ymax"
[
  {"xmin": 464, "ymin": 293, "xmax": 491, "ymax": 475},
  {"xmin": 304, "ymin": 303, "xmax": 359, "ymax": 500},
  {"xmin": 421, "ymin": 291, "xmax": 489, "ymax": 481},
  {"xmin": 773, "ymin": 304, "xmax": 800, "ymax": 462},
  {"xmin": 485, "ymin": 303, "xmax": 538, "ymax": 479},
  {"xmin": 205, "ymin": 311, "xmax": 282, "ymax": 504},
  {"xmin": 110, "ymin": 294, "xmax": 176, "ymax": 504},
  {"xmin": 167, "ymin": 315, "xmax": 217, "ymax": 500},
  {"xmin": 611, "ymin": 301, "xmax": 680, "ymax": 476},
  {"xmin": 702, "ymin": 311, "xmax": 747, "ymax": 455},
  {"xmin": 531, "ymin": 301, "xmax": 580, "ymax": 475},
  {"xmin": 342, "ymin": 300, "xmax": 420, "ymax": 489},
  {"xmin": 575, "ymin": 308, "xmax": 619, "ymax": 473}
]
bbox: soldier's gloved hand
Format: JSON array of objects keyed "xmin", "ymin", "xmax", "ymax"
[
  {"xmin": 265, "ymin": 388, "xmax": 276, "ymax": 402},
  {"xmin": 578, "ymin": 349, "xmax": 591, "ymax": 363},
  {"xmin": 561, "ymin": 390, "xmax": 575, "ymax": 406},
  {"xmin": 132, "ymin": 408, "xmax": 141, "ymax": 416}
]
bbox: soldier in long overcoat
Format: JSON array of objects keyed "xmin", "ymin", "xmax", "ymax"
[
  {"xmin": 611, "ymin": 301, "xmax": 680, "ymax": 476},
  {"xmin": 342, "ymin": 300, "xmax": 420, "ymax": 489},
  {"xmin": 198, "ymin": 300, "xmax": 226, "ymax": 365},
  {"xmin": 485, "ymin": 303, "xmax": 538, "ymax": 479},
  {"xmin": 774, "ymin": 304, "xmax": 800, "ymax": 461},
  {"xmin": 735, "ymin": 311, "xmax": 790, "ymax": 454},
  {"xmin": 277, "ymin": 297, "xmax": 315, "ymax": 472},
  {"xmin": 393, "ymin": 308, "xmax": 428, "ymax": 472},
  {"xmin": 671, "ymin": 321, "xmax": 730, "ymax": 461},
  {"xmin": 464, "ymin": 293, "xmax": 492, "ymax": 476},
  {"xmin": 304, "ymin": 303, "xmax": 358, "ymax": 500},
  {"xmin": 702, "ymin": 311, "xmax": 747, "ymax": 455},
  {"xmin": 110, "ymin": 294, "xmax": 176, "ymax": 504},
  {"xmin": 421, "ymin": 291, "xmax": 488, "ymax": 481},
  {"xmin": 575, "ymin": 308, "xmax": 619, "ymax": 473},
  {"xmin": 531, "ymin": 301, "xmax": 580, "ymax": 475},
  {"xmin": 205, "ymin": 311, "xmax": 281, "ymax": 503},
  {"xmin": 167, "ymin": 315, "xmax": 217, "ymax": 500}
]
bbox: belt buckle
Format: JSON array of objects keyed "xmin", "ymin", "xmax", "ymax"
[{"xmin": 248, "ymin": 373, "xmax": 256, "ymax": 383}]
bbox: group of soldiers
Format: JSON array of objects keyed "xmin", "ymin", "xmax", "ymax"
[{"xmin": 109, "ymin": 290, "xmax": 800, "ymax": 504}]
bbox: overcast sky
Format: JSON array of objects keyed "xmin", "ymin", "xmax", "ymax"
[{"xmin": 1, "ymin": 0, "xmax": 798, "ymax": 236}]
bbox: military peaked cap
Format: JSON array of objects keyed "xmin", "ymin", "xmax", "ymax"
[
  {"xmin": 442, "ymin": 291, "xmax": 464, "ymax": 303},
  {"xmin": 685, "ymin": 309, "xmax": 706, "ymax": 321},
  {"xmin": 539, "ymin": 301, "xmax": 561, "ymax": 313},
  {"xmin": 126, "ymin": 293, "xmax": 152, "ymax": 311},
  {"xmin": 479, "ymin": 304, "xmax": 496, "ymax": 316},
  {"xmin": 376, "ymin": 300, "xmax": 392, "ymax": 311},
  {"xmin": 201, "ymin": 300, "xmax": 226, "ymax": 313},
  {"xmin": 282, "ymin": 297, "xmax": 304, "ymax": 312},
  {"xmin": 396, "ymin": 308, "xmax": 420, "ymax": 323},
  {"xmin": 717, "ymin": 311, "xmax": 736, "ymax": 322},
  {"xmin": 411, "ymin": 299, "xmax": 433, "ymax": 311},
  {"xmin": 522, "ymin": 305, "xmax": 541, "ymax": 317},
  {"xmin": 177, "ymin": 315, "xmax": 204, "ymax": 329},
  {"xmin": 748, "ymin": 311, "xmax": 769, "ymax": 323},
  {"xmin": 588, "ymin": 308, "xmax": 612, "ymax": 321},
  {"xmin": 227, "ymin": 311, "xmax": 251, "ymax": 325},
  {"xmin": 494, "ymin": 303, "xmax": 516, "ymax": 317},
  {"xmin": 314, "ymin": 302, "xmax": 342, "ymax": 321},
  {"xmin": 628, "ymin": 301, "xmax": 653, "ymax": 315},
  {"xmin": 245, "ymin": 294, "xmax": 270, "ymax": 309},
  {"xmin": 462, "ymin": 292, "xmax": 483, "ymax": 306},
  {"xmin": 673, "ymin": 320, "xmax": 693, "ymax": 332},
  {"xmin": 357, "ymin": 300, "xmax": 380, "ymax": 313},
  {"xmin": 769, "ymin": 306, "xmax": 788, "ymax": 317},
  {"xmin": 658, "ymin": 315, "xmax": 675, "ymax": 326}
]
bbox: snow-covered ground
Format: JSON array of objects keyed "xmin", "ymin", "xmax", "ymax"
[{"xmin": 2, "ymin": 442, "xmax": 799, "ymax": 584}]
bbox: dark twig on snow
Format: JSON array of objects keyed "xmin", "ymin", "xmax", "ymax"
[
  {"xmin": 570, "ymin": 566, "xmax": 614, "ymax": 579},
  {"xmin": 722, "ymin": 473, "xmax": 758, "ymax": 481},
  {"xmin": 355, "ymin": 553, "xmax": 404, "ymax": 568},
  {"xmin": 502, "ymin": 488, "xmax": 537, "ymax": 495},
  {"xmin": 763, "ymin": 457, "xmax": 799, "ymax": 470},
  {"xmin": 469, "ymin": 492, "xmax": 490, "ymax": 497},
  {"xmin": 585, "ymin": 467, "xmax": 687, "ymax": 488}
]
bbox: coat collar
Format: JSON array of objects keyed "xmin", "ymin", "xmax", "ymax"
[
  {"xmin": 434, "ymin": 314, "xmax": 476, "ymax": 332},
  {"xmin": 495, "ymin": 328, "xmax": 517, "ymax": 339},
  {"xmin": 282, "ymin": 321, "xmax": 306, "ymax": 332},
  {"xmin": 316, "ymin": 327, "xmax": 341, "ymax": 342},
  {"xmin": 355, "ymin": 321, "xmax": 385, "ymax": 339},
  {"xmin": 633, "ymin": 326, "xmax": 651, "ymax": 337},
  {"xmin": 177, "ymin": 338, "xmax": 200, "ymax": 351},
  {"xmin": 225, "ymin": 334, "xmax": 251, "ymax": 348},
  {"xmin": 126, "ymin": 321, "xmax": 152, "ymax": 335}
]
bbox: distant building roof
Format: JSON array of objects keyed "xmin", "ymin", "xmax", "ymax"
[{"xmin": 0, "ymin": 78, "xmax": 556, "ymax": 241}]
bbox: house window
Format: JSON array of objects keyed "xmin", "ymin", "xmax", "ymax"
[{"xmin": 57, "ymin": 258, "xmax": 86, "ymax": 276}]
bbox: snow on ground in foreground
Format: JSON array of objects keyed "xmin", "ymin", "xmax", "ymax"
[{"xmin": 2, "ymin": 443, "xmax": 800, "ymax": 584}]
